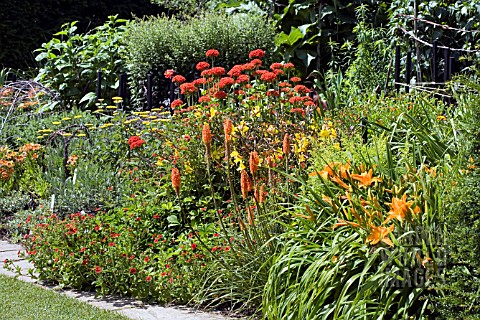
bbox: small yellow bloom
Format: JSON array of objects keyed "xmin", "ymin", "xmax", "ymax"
[
  {"xmin": 436, "ymin": 115, "xmax": 446, "ymax": 121},
  {"xmin": 61, "ymin": 117, "xmax": 71, "ymax": 121},
  {"xmin": 62, "ymin": 133, "xmax": 72, "ymax": 137},
  {"xmin": 52, "ymin": 121, "xmax": 62, "ymax": 125},
  {"xmin": 106, "ymin": 105, "xmax": 116, "ymax": 109},
  {"xmin": 77, "ymin": 133, "xmax": 87, "ymax": 137},
  {"xmin": 74, "ymin": 115, "xmax": 83, "ymax": 119}
]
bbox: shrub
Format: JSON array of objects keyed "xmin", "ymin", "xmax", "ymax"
[
  {"xmin": 123, "ymin": 11, "xmax": 277, "ymax": 108},
  {"xmin": 34, "ymin": 16, "xmax": 129, "ymax": 109}
]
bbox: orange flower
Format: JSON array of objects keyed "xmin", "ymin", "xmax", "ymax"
[
  {"xmin": 282, "ymin": 133, "xmax": 290, "ymax": 155},
  {"xmin": 366, "ymin": 224, "xmax": 394, "ymax": 247},
  {"xmin": 331, "ymin": 176, "xmax": 350, "ymax": 190},
  {"xmin": 240, "ymin": 170, "xmax": 251, "ymax": 199},
  {"xmin": 171, "ymin": 168, "xmax": 181, "ymax": 196},
  {"xmin": 351, "ymin": 169, "xmax": 382, "ymax": 188},
  {"xmin": 202, "ymin": 123, "xmax": 212, "ymax": 146},
  {"xmin": 247, "ymin": 205, "xmax": 255, "ymax": 225},
  {"xmin": 249, "ymin": 151, "xmax": 259, "ymax": 176},
  {"xmin": 224, "ymin": 118, "xmax": 233, "ymax": 142},
  {"xmin": 332, "ymin": 218, "xmax": 360, "ymax": 230},
  {"xmin": 384, "ymin": 193, "xmax": 414, "ymax": 224}
]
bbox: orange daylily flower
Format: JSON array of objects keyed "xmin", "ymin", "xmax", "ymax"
[
  {"xmin": 366, "ymin": 224, "xmax": 394, "ymax": 247},
  {"xmin": 384, "ymin": 193, "xmax": 414, "ymax": 224},
  {"xmin": 351, "ymin": 169, "xmax": 382, "ymax": 188},
  {"xmin": 331, "ymin": 176, "xmax": 350, "ymax": 190}
]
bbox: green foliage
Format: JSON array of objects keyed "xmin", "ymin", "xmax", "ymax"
[
  {"xmin": 426, "ymin": 77, "xmax": 480, "ymax": 319},
  {"xmin": 389, "ymin": 0, "xmax": 480, "ymax": 80},
  {"xmin": 274, "ymin": 1, "xmax": 390, "ymax": 75},
  {"xmin": 34, "ymin": 16, "xmax": 129, "ymax": 110},
  {"xmin": 123, "ymin": 11, "xmax": 277, "ymax": 108}
]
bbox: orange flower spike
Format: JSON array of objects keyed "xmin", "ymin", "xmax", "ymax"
[
  {"xmin": 259, "ymin": 183, "xmax": 266, "ymax": 203},
  {"xmin": 249, "ymin": 151, "xmax": 259, "ymax": 176},
  {"xmin": 171, "ymin": 167, "xmax": 181, "ymax": 196},
  {"xmin": 282, "ymin": 133, "xmax": 291, "ymax": 155},
  {"xmin": 351, "ymin": 169, "xmax": 383, "ymax": 188},
  {"xmin": 384, "ymin": 193, "xmax": 414, "ymax": 224},
  {"xmin": 240, "ymin": 170, "xmax": 250, "ymax": 199},
  {"xmin": 202, "ymin": 123, "xmax": 212, "ymax": 146},
  {"xmin": 224, "ymin": 118, "xmax": 233, "ymax": 142},
  {"xmin": 366, "ymin": 224, "xmax": 395, "ymax": 247}
]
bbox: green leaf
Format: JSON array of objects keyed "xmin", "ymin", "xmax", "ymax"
[
  {"xmin": 167, "ymin": 215, "xmax": 179, "ymax": 226},
  {"xmin": 287, "ymin": 27, "xmax": 304, "ymax": 46}
]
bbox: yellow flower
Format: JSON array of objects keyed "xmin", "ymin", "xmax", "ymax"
[
  {"xmin": 436, "ymin": 115, "xmax": 446, "ymax": 121},
  {"xmin": 62, "ymin": 133, "xmax": 72, "ymax": 137},
  {"xmin": 142, "ymin": 121, "xmax": 151, "ymax": 125},
  {"xmin": 52, "ymin": 121, "xmax": 62, "ymax": 125},
  {"xmin": 236, "ymin": 121, "xmax": 249, "ymax": 136},
  {"xmin": 85, "ymin": 123, "xmax": 94, "ymax": 127},
  {"xmin": 61, "ymin": 117, "xmax": 71, "ymax": 121},
  {"xmin": 251, "ymin": 105, "xmax": 261, "ymax": 118},
  {"xmin": 77, "ymin": 133, "xmax": 87, "ymax": 137},
  {"xmin": 74, "ymin": 115, "xmax": 83, "ymax": 119},
  {"xmin": 209, "ymin": 106, "xmax": 218, "ymax": 118},
  {"xmin": 106, "ymin": 105, "xmax": 116, "ymax": 109}
]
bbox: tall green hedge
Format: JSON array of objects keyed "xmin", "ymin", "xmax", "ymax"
[{"xmin": 123, "ymin": 11, "xmax": 278, "ymax": 108}]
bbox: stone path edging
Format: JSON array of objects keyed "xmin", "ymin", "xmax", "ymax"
[{"xmin": 0, "ymin": 240, "xmax": 240, "ymax": 320}]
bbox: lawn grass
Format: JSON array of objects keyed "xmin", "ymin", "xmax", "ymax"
[{"xmin": 0, "ymin": 274, "xmax": 129, "ymax": 320}]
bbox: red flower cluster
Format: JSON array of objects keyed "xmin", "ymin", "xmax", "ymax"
[
  {"xmin": 294, "ymin": 85, "xmax": 310, "ymax": 94},
  {"xmin": 260, "ymin": 71, "xmax": 277, "ymax": 82},
  {"xmin": 171, "ymin": 99, "xmax": 184, "ymax": 109},
  {"xmin": 201, "ymin": 67, "xmax": 226, "ymax": 77},
  {"xmin": 218, "ymin": 77, "xmax": 235, "ymax": 89},
  {"xmin": 213, "ymin": 91, "xmax": 228, "ymax": 99},
  {"xmin": 270, "ymin": 62, "xmax": 283, "ymax": 70},
  {"xmin": 249, "ymin": 49, "xmax": 265, "ymax": 59},
  {"xmin": 196, "ymin": 61, "xmax": 210, "ymax": 71},
  {"xmin": 227, "ymin": 65, "xmax": 244, "ymax": 77},
  {"xmin": 128, "ymin": 136, "xmax": 146, "ymax": 150},
  {"xmin": 180, "ymin": 82, "xmax": 197, "ymax": 95},
  {"xmin": 172, "ymin": 75, "xmax": 186, "ymax": 84},
  {"xmin": 236, "ymin": 74, "xmax": 250, "ymax": 84},
  {"xmin": 206, "ymin": 49, "xmax": 220, "ymax": 57}
]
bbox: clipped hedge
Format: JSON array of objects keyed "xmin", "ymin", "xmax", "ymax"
[{"xmin": 123, "ymin": 11, "xmax": 278, "ymax": 108}]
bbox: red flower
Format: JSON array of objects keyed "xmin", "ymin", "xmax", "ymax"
[
  {"xmin": 290, "ymin": 76, "xmax": 302, "ymax": 83},
  {"xmin": 294, "ymin": 85, "xmax": 310, "ymax": 94},
  {"xmin": 227, "ymin": 65, "xmax": 244, "ymax": 77},
  {"xmin": 249, "ymin": 49, "xmax": 265, "ymax": 59},
  {"xmin": 128, "ymin": 136, "xmax": 146, "ymax": 150},
  {"xmin": 211, "ymin": 67, "xmax": 226, "ymax": 77},
  {"xmin": 242, "ymin": 63, "xmax": 256, "ymax": 71},
  {"xmin": 130, "ymin": 267, "xmax": 137, "ymax": 274},
  {"xmin": 146, "ymin": 275, "xmax": 152, "ymax": 282},
  {"xmin": 251, "ymin": 59, "xmax": 262, "ymax": 66},
  {"xmin": 218, "ymin": 77, "xmax": 235, "ymax": 89},
  {"xmin": 164, "ymin": 69, "xmax": 175, "ymax": 79},
  {"xmin": 206, "ymin": 49, "xmax": 220, "ymax": 57},
  {"xmin": 144, "ymin": 257, "xmax": 150, "ymax": 263},
  {"xmin": 236, "ymin": 74, "xmax": 250, "ymax": 84},
  {"xmin": 213, "ymin": 91, "xmax": 228, "ymax": 99},
  {"xmin": 108, "ymin": 242, "xmax": 115, "ymax": 247},
  {"xmin": 179, "ymin": 82, "xmax": 197, "ymax": 95},
  {"xmin": 94, "ymin": 266, "xmax": 102, "ymax": 274},
  {"xmin": 193, "ymin": 78, "xmax": 206, "ymax": 86},
  {"xmin": 191, "ymin": 243, "xmax": 197, "ymax": 250},
  {"xmin": 198, "ymin": 95, "xmax": 211, "ymax": 103},
  {"xmin": 270, "ymin": 62, "xmax": 283, "ymax": 70},
  {"xmin": 260, "ymin": 71, "xmax": 277, "ymax": 82},
  {"xmin": 196, "ymin": 61, "xmax": 210, "ymax": 71},
  {"xmin": 284, "ymin": 62, "xmax": 294, "ymax": 69},
  {"xmin": 172, "ymin": 75, "xmax": 186, "ymax": 84},
  {"xmin": 171, "ymin": 99, "xmax": 184, "ymax": 109}
]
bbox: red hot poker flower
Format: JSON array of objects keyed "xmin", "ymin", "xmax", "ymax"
[{"xmin": 171, "ymin": 167, "xmax": 181, "ymax": 196}]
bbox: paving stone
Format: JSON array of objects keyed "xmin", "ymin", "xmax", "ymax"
[{"xmin": 0, "ymin": 241, "xmax": 23, "ymax": 252}]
